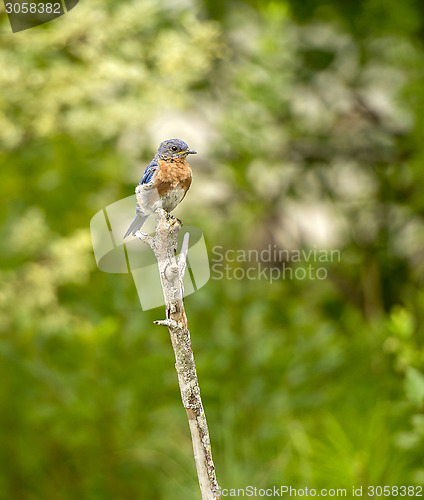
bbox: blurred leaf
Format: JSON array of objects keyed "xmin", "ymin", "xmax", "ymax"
[{"xmin": 405, "ymin": 367, "xmax": 424, "ymax": 408}]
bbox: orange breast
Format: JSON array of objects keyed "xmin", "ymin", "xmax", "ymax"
[{"xmin": 156, "ymin": 158, "xmax": 192, "ymax": 198}]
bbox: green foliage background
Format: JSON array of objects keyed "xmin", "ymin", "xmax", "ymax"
[{"xmin": 1, "ymin": 0, "xmax": 424, "ymax": 498}]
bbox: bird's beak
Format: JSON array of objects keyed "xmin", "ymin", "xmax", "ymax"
[{"xmin": 186, "ymin": 149, "xmax": 197, "ymax": 155}]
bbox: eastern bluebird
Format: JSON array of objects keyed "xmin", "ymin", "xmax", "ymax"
[{"xmin": 124, "ymin": 138, "xmax": 197, "ymax": 238}]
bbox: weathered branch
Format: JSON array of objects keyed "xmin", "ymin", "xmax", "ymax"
[{"xmin": 137, "ymin": 210, "xmax": 220, "ymax": 499}]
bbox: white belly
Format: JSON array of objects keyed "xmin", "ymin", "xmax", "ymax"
[
  {"xmin": 156, "ymin": 187, "xmax": 186, "ymax": 213},
  {"xmin": 136, "ymin": 185, "xmax": 186, "ymax": 214}
]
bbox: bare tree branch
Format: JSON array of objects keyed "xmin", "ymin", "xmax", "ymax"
[{"xmin": 137, "ymin": 210, "xmax": 220, "ymax": 499}]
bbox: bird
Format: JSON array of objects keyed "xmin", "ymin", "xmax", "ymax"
[{"xmin": 124, "ymin": 138, "xmax": 197, "ymax": 238}]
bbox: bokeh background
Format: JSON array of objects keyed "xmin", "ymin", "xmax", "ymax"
[{"xmin": 1, "ymin": 0, "xmax": 424, "ymax": 498}]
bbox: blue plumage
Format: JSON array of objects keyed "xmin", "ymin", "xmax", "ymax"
[{"xmin": 139, "ymin": 160, "xmax": 159, "ymax": 185}]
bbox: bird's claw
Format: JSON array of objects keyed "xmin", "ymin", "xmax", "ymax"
[{"xmin": 166, "ymin": 213, "xmax": 183, "ymax": 226}]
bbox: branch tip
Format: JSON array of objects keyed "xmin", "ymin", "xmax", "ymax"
[
  {"xmin": 153, "ymin": 319, "xmax": 179, "ymax": 328},
  {"xmin": 135, "ymin": 230, "xmax": 154, "ymax": 247},
  {"xmin": 177, "ymin": 231, "xmax": 190, "ymax": 274}
]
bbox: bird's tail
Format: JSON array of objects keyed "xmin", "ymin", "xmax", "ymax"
[{"xmin": 123, "ymin": 213, "xmax": 148, "ymax": 239}]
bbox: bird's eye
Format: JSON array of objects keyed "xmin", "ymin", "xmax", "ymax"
[{"xmin": 171, "ymin": 146, "xmax": 178, "ymax": 151}]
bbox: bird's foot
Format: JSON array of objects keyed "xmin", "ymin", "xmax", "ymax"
[{"xmin": 166, "ymin": 213, "xmax": 183, "ymax": 226}]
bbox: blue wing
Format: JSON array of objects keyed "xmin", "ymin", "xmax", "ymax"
[
  {"xmin": 139, "ymin": 159, "xmax": 159, "ymax": 185},
  {"xmin": 123, "ymin": 159, "xmax": 159, "ymax": 238}
]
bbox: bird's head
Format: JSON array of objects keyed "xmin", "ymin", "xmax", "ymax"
[{"xmin": 157, "ymin": 139, "xmax": 197, "ymax": 159}]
